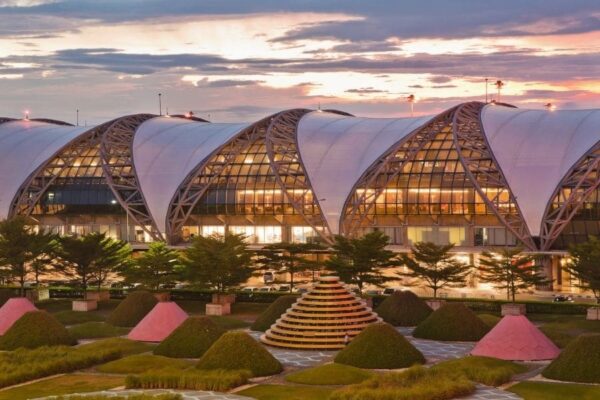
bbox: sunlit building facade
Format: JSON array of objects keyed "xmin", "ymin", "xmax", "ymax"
[{"xmin": 2, "ymin": 102, "xmax": 600, "ymax": 293}]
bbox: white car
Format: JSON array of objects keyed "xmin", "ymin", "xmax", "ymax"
[{"xmin": 241, "ymin": 286, "xmax": 258, "ymax": 293}]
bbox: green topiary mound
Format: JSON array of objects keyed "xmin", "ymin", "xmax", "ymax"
[
  {"xmin": 154, "ymin": 316, "xmax": 225, "ymax": 358},
  {"xmin": 197, "ymin": 331, "xmax": 282, "ymax": 377},
  {"xmin": 335, "ymin": 322, "xmax": 425, "ymax": 369},
  {"xmin": 543, "ymin": 334, "xmax": 600, "ymax": 383},
  {"xmin": 0, "ymin": 311, "xmax": 76, "ymax": 349},
  {"xmin": 106, "ymin": 291, "xmax": 158, "ymax": 327},
  {"xmin": 375, "ymin": 291, "xmax": 432, "ymax": 327},
  {"xmin": 412, "ymin": 303, "xmax": 489, "ymax": 341},
  {"xmin": 250, "ymin": 295, "xmax": 297, "ymax": 332}
]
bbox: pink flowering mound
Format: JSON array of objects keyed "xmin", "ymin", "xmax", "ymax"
[
  {"xmin": 127, "ymin": 301, "xmax": 188, "ymax": 342},
  {"xmin": 0, "ymin": 297, "xmax": 37, "ymax": 335},
  {"xmin": 471, "ymin": 315, "xmax": 560, "ymax": 361}
]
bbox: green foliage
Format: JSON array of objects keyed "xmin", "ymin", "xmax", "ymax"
[
  {"xmin": 412, "ymin": 303, "xmax": 490, "ymax": 341},
  {"xmin": 477, "ymin": 313, "xmax": 501, "ymax": 328},
  {"xmin": 209, "ymin": 315, "xmax": 249, "ymax": 330},
  {"xmin": 335, "ymin": 322, "xmax": 425, "ymax": 369},
  {"xmin": 543, "ymin": 334, "xmax": 600, "ymax": 383},
  {"xmin": 326, "ymin": 231, "xmax": 398, "ymax": 293},
  {"xmin": 257, "ymin": 242, "xmax": 324, "ymax": 290},
  {"xmin": 181, "ymin": 233, "xmax": 253, "ymax": 293},
  {"xmin": 478, "ymin": 248, "xmax": 550, "ymax": 302},
  {"xmin": 329, "ymin": 365, "xmax": 475, "ymax": 400},
  {"xmin": 286, "ymin": 363, "xmax": 373, "ymax": 385},
  {"xmin": 0, "ymin": 338, "xmax": 147, "ymax": 388},
  {"xmin": 536, "ymin": 316, "xmax": 600, "ymax": 348},
  {"xmin": 197, "ymin": 331, "xmax": 282, "ymax": 376},
  {"xmin": 68, "ymin": 322, "xmax": 129, "ymax": 339},
  {"xmin": 398, "ymin": 241, "xmax": 471, "ymax": 298},
  {"xmin": 375, "ymin": 291, "xmax": 432, "ymax": 326},
  {"xmin": 97, "ymin": 354, "xmax": 192, "ymax": 374},
  {"xmin": 0, "ymin": 311, "xmax": 75, "ymax": 350},
  {"xmin": 432, "ymin": 356, "xmax": 527, "ymax": 386},
  {"xmin": 54, "ymin": 310, "xmax": 105, "ymax": 325},
  {"xmin": 125, "ymin": 368, "xmax": 251, "ymax": 391},
  {"xmin": 508, "ymin": 381, "xmax": 600, "ymax": 400},
  {"xmin": 0, "ymin": 374, "xmax": 125, "ymax": 400},
  {"xmin": 54, "ymin": 395, "xmax": 181, "ymax": 400},
  {"xmin": 106, "ymin": 290, "xmax": 157, "ymax": 327},
  {"xmin": 567, "ymin": 236, "xmax": 600, "ymax": 303},
  {"xmin": 238, "ymin": 384, "xmax": 334, "ymax": 400},
  {"xmin": 121, "ymin": 242, "xmax": 182, "ymax": 290},
  {"xmin": 250, "ymin": 295, "xmax": 297, "ymax": 331},
  {"xmin": 154, "ymin": 316, "xmax": 225, "ymax": 358}
]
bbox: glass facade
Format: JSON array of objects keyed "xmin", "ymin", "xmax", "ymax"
[{"xmin": 551, "ymin": 187, "xmax": 600, "ymax": 248}]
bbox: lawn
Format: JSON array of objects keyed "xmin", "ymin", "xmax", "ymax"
[
  {"xmin": 286, "ymin": 363, "xmax": 373, "ymax": 385},
  {"xmin": 508, "ymin": 381, "xmax": 600, "ymax": 400},
  {"xmin": 238, "ymin": 384, "xmax": 334, "ymax": 400},
  {"xmin": 432, "ymin": 356, "xmax": 528, "ymax": 386},
  {"xmin": 0, "ymin": 374, "xmax": 124, "ymax": 400},
  {"xmin": 209, "ymin": 316, "xmax": 250, "ymax": 330},
  {"xmin": 68, "ymin": 322, "xmax": 129, "ymax": 339},
  {"xmin": 97, "ymin": 354, "xmax": 193, "ymax": 374},
  {"xmin": 532, "ymin": 315, "xmax": 600, "ymax": 348}
]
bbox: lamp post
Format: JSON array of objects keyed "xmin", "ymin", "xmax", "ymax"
[
  {"xmin": 158, "ymin": 93, "xmax": 162, "ymax": 116},
  {"xmin": 544, "ymin": 102, "xmax": 556, "ymax": 111},
  {"xmin": 407, "ymin": 94, "xmax": 416, "ymax": 117},
  {"xmin": 485, "ymin": 78, "xmax": 489, "ymax": 103},
  {"xmin": 495, "ymin": 80, "xmax": 504, "ymax": 103},
  {"xmin": 76, "ymin": 109, "xmax": 79, "ymax": 126}
]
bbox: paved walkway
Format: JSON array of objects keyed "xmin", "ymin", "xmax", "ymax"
[
  {"xmin": 248, "ymin": 331, "xmax": 334, "ymax": 367},
  {"xmin": 462, "ymin": 385, "xmax": 522, "ymax": 400},
  {"xmin": 34, "ymin": 389, "xmax": 253, "ymax": 400},
  {"xmin": 397, "ymin": 326, "xmax": 475, "ymax": 362}
]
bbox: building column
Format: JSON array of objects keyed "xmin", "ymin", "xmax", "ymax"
[{"xmin": 535, "ymin": 254, "xmax": 554, "ymax": 291}]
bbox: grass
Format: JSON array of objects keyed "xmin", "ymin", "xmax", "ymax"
[
  {"xmin": 250, "ymin": 295, "xmax": 297, "ymax": 331},
  {"xmin": 54, "ymin": 310, "xmax": 105, "ymax": 325},
  {"xmin": 208, "ymin": 315, "xmax": 250, "ymax": 330},
  {"xmin": 286, "ymin": 363, "xmax": 373, "ymax": 385},
  {"xmin": 125, "ymin": 368, "xmax": 250, "ymax": 391},
  {"xmin": 534, "ymin": 315, "xmax": 600, "ymax": 348},
  {"xmin": 107, "ymin": 291, "xmax": 157, "ymax": 327},
  {"xmin": 0, "ymin": 374, "xmax": 124, "ymax": 400},
  {"xmin": 97, "ymin": 354, "xmax": 193, "ymax": 374},
  {"xmin": 154, "ymin": 317, "xmax": 224, "ymax": 358},
  {"xmin": 413, "ymin": 303, "xmax": 490, "ymax": 342},
  {"xmin": 68, "ymin": 322, "xmax": 129, "ymax": 339},
  {"xmin": 53, "ymin": 395, "xmax": 181, "ymax": 400},
  {"xmin": 375, "ymin": 291, "xmax": 432, "ymax": 327},
  {"xmin": 508, "ymin": 381, "xmax": 600, "ymax": 400},
  {"xmin": 0, "ymin": 311, "xmax": 76, "ymax": 350},
  {"xmin": 237, "ymin": 384, "xmax": 334, "ymax": 400},
  {"xmin": 432, "ymin": 356, "xmax": 528, "ymax": 386},
  {"xmin": 477, "ymin": 313, "xmax": 502, "ymax": 328},
  {"xmin": 543, "ymin": 334, "xmax": 600, "ymax": 383}
]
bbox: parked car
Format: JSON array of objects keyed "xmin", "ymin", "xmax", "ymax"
[
  {"xmin": 277, "ymin": 285, "xmax": 290, "ymax": 292},
  {"xmin": 553, "ymin": 294, "xmax": 574, "ymax": 303},
  {"xmin": 241, "ymin": 286, "xmax": 258, "ymax": 293},
  {"xmin": 365, "ymin": 289, "xmax": 382, "ymax": 296},
  {"xmin": 383, "ymin": 288, "xmax": 400, "ymax": 295},
  {"xmin": 258, "ymin": 286, "xmax": 277, "ymax": 292}
]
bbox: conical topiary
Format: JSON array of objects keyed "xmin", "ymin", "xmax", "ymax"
[
  {"xmin": 154, "ymin": 317, "xmax": 225, "ymax": 358},
  {"xmin": 197, "ymin": 331, "xmax": 282, "ymax": 376},
  {"xmin": 375, "ymin": 291, "xmax": 432, "ymax": 327},
  {"xmin": 335, "ymin": 322, "xmax": 425, "ymax": 369},
  {"xmin": 107, "ymin": 290, "xmax": 158, "ymax": 327},
  {"xmin": 543, "ymin": 334, "xmax": 600, "ymax": 383},
  {"xmin": 0, "ymin": 311, "xmax": 76, "ymax": 349},
  {"xmin": 412, "ymin": 303, "xmax": 490, "ymax": 341},
  {"xmin": 251, "ymin": 295, "xmax": 297, "ymax": 332}
]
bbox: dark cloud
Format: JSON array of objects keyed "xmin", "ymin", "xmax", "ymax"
[
  {"xmin": 205, "ymin": 79, "xmax": 264, "ymax": 88},
  {"xmin": 432, "ymin": 84, "xmax": 457, "ymax": 89},
  {"xmin": 345, "ymin": 87, "xmax": 387, "ymax": 94},
  {"xmin": 429, "ymin": 75, "xmax": 452, "ymax": 84}
]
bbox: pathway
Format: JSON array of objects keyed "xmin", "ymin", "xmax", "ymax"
[{"xmin": 34, "ymin": 389, "xmax": 253, "ymax": 400}]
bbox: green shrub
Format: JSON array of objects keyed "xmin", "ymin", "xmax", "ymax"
[
  {"xmin": 68, "ymin": 322, "xmax": 129, "ymax": 339},
  {"xmin": 209, "ymin": 315, "xmax": 250, "ymax": 330},
  {"xmin": 54, "ymin": 395, "xmax": 181, "ymax": 400},
  {"xmin": 286, "ymin": 363, "xmax": 373, "ymax": 385},
  {"xmin": 330, "ymin": 365, "xmax": 475, "ymax": 400},
  {"xmin": 125, "ymin": 368, "xmax": 251, "ymax": 391},
  {"xmin": 412, "ymin": 303, "xmax": 490, "ymax": 341},
  {"xmin": 0, "ymin": 288, "xmax": 15, "ymax": 307},
  {"xmin": 0, "ymin": 311, "xmax": 76, "ymax": 350},
  {"xmin": 97, "ymin": 354, "xmax": 192, "ymax": 374},
  {"xmin": 375, "ymin": 291, "xmax": 432, "ymax": 327},
  {"xmin": 250, "ymin": 295, "xmax": 297, "ymax": 331},
  {"xmin": 78, "ymin": 337, "xmax": 151, "ymax": 357},
  {"xmin": 197, "ymin": 331, "xmax": 282, "ymax": 377},
  {"xmin": 154, "ymin": 317, "xmax": 224, "ymax": 358},
  {"xmin": 477, "ymin": 313, "xmax": 501, "ymax": 328},
  {"xmin": 335, "ymin": 322, "xmax": 425, "ymax": 369},
  {"xmin": 106, "ymin": 290, "xmax": 157, "ymax": 327},
  {"xmin": 54, "ymin": 310, "xmax": 105, "ymax": 325},
  {"xmin": 543, "ymin": 334, "xmax": 600, "ymax": 383},
  {"xmin": 432, "ymin": 356, "xmax": 527, "ymax": 386}
]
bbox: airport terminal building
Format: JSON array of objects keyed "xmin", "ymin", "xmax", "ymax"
[{"xmin": 1, "ymin": 101, "xmax": 599, "ymax": 293}]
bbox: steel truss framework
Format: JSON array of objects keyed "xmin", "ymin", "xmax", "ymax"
[
  {"xmin": 99, "ymin": 114, "xmax": 163, "ymax": 241},
  {"xmin": 453, "ymin": 101, "xmax": 536, "ymax": 250},
  {"xmin": 9, "ymin": 120, "xmax": 116, "ymax": 218},
  {"xmin": 166, "ymin": 115, "xmax": 275, "ymax": 244},
  {"xmin": 265, "ymin": 109, "xmax": 332, "ymax": 244},
  {"xmin": 539, "ymin": 140, "xmax": 600, "ymax": 250}
]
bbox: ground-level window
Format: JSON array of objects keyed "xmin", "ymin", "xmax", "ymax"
[
  {"xmin": 290, "ymin": 226, "xmax": 320, "ymax": 243},
  {"xmin": 473, "ymin": 227, "xmax": 517, "ymax": 246},
  {"xmin": 201, "ymin": 225, "xmax": 225, "ymax": 237},
  {"xmin": 407, "ymin": 226, "xmax": 467, "ymax": 246}
]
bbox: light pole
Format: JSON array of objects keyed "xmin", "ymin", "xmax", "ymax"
[
  {"xmin": 76, "ymin": 109, "xmax": 79, "ymax": 126},
  {"xmin": 407, "ymin": 94, "xmax": 416, "ymax": 117},
  {"xmin": 158, "ymin": 93, "xmax": 162, "ymax": 116},
  {"xmin": 485, "ymin": 78, "xmax": 489, "ymax": 103},
  {"xmin": 495, "ymin": 80, "xmax": 504, "ymax": 103},
  {"xmin": 544, "ymin": 102, "xmax": 556, "ymax": 111}
]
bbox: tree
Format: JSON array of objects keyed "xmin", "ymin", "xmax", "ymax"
[
  {"xmin": 0, "ymin": 217, "xmax": 57, "ymax": 296},
  {"xmin": 258, "ymin": 242, "xmax": 324, "ymax": 291},
  {"xmin": 121, "ymin": 242, "xmax": 182, "ymax": 290},
  {"xmin": 399, "ymin": 242, "xmax": 471, "ymax": 298},
  {"xmin": 326, "ymin": 231, "xmax": 398, "ymax": 293},
  {"xmin": 566, "ymin": 236, "xmax": 600, "ymax": 304},
  {"xmin": 181, "ymin": 233, "xmax": 253, "ymax": 293},
  {"xmin": 56, "ymin": 232, "xmax": 131, "ymax": 296},
  {"xmin": 478, "ymin": 247, "xmax": 549, "ymax": 302}
]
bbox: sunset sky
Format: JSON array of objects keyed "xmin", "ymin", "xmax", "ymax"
[{"xmin": 0, "ymin": 0, "xmax": 599, "ymax": 124}]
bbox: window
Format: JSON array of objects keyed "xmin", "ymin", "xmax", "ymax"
[
  {"xmin": 291, "ymin": 226, "xmax": 320, "ymax": 243},
  {"xmin": 474, "ymin": 227, "xmax": 517, "ymax": 246},
  {"xmin": 255, "ymin": 226, "xmax": 282, "ymax": 244},
  {"xmin": 201, "ymin": 225, "xmax": 225, "ymax": 237},
  {"xmin": 407, "ymin": 226, "xmax": 467, "ymax": 246}
]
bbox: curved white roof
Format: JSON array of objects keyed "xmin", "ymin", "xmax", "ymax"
[
  {"xmin": 481, "ymin": 105, "xmax": 600, "ymax": 236},
  {"xmin": 297, "ymin": 111, "xmax": 432, "ymax": 233},
  {"xmin": 133, "ymin": 117, "xmax": 250, "ymax": 233},
  {"xmin": 0, "ymin": 120, "xmax": 90, "ymax": 219}
]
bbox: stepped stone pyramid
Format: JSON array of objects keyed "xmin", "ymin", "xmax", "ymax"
[{"xmin": 260, "ymin": 276, "xmax": 381, "ymax": 350}]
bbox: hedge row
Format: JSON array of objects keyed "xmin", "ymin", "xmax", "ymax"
[{"xmin": 125, "ymin": 369, "xmax": 251, "ymax": 392}]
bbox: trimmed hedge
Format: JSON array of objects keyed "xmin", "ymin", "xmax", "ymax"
[
  {"xmin": 98, "ymin": 354, "xmax": 192, "ymax": 374},
  {"xmin": 54, "ymin": 395, "xmax": 181, "ymax": 400},
  {"xmin": 197, "ymin": 331, "xmax": 282, "ymax": 377},
  {"xmin": 335, "ymin": 322, "xmax": 425, "ymax": 369},
  {"xmin": 0, "ymin": 311, "xmax": 76, "ymax": 350},
  {"xmin": 375, "ymin": 291, "xmax": 432, "ymax": 327},
  {"xmin": 107, "ymin": 290, "xmax": 158, "ymax": 327},
  {"xmin": 250, "ymin": 295, "xmax": 297, "ymax": 331},
  {"xmin": 432, "ymin": 356, "xmax": 528, "ymax": 386},
  {"xmin": 286, "ymin": 363, "xmax": 373, "ymax": 385},
  {"xmin": 543, "ymin": 334, "xmax": 600, "ymax": 383},
  {"xmin": 154, "ymin": 317, "xmax": 224, "ymax": 358},
  {"xmin": 413, "ymin": 303, "xmax": 490, "ymax": 341},
  {"xmin": 126, "ymin": 368, "xmax": 250, "ymax": 391}
]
